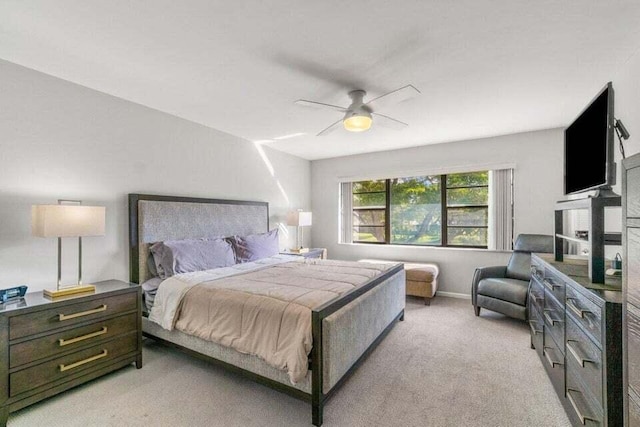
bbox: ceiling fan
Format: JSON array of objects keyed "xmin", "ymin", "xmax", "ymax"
[{"xmin": 294, "ymin": 84, "xmax": 420, "ymax": 136}]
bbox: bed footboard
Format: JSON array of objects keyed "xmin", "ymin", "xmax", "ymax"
[{"xmin": 311, "ymin": 264, "xmax": 405, "ymax": 426}]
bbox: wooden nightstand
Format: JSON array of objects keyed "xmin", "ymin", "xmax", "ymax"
[
  {"xmin": 280, "ymin": 248, "xmax": 327, "ymax": 259},
  {"xmin": 0, "ymin": 280, "xmax": 141, "ymax": 426}
]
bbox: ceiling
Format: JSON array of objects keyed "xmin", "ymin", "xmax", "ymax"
[{"xmin": 1, "ymin": 1, "xmax": 640, "ymax": 160}]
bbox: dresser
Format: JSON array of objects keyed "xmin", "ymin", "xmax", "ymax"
[
  {"xmin": 623, "ymin": 153, "xmax": 640, "ymax": 425},
  {"xmin": 530, "ymin": 254, "xmax": 623, "ymax": 426},
  {"xmin": 0, "ymin": 280, "xmax": 142, "ymax": 426}
]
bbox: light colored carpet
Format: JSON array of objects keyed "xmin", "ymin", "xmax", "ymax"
[{"xmin": 8, "ymin": 297, "xmax": 570, "ymax": 427}]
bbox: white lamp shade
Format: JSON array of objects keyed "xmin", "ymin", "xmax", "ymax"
[
  {"xmin": 32, "ymin": 205, "xmax": 106, "ymax": 237},
  {"xmin": 286, "ymin": 211, "xmax": 312, "ymax": 227}
]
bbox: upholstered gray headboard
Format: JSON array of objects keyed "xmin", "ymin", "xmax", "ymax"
[{"xmin": 128, "ymin": 194, "xmax": 269, "ymax": 284}]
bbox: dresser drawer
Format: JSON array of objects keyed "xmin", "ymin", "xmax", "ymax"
[
  {"xmin": 9, "ymin": 292, "xmax": 137, "ymax": 340},
  {"xmin": 529, "ymin": 276, "xmax": 544, "ymax": 314},
  {"xmin": 542, "ymin": 332, "xmax": 565, "ymax": 398},
  {"xmin": 9, "ymin": 332, "xmax": 137, "ymax": 397},
  {"xmin": 543, "ymin": 289, "xmax": 564, "ymax": 352},
  {"xmin": 542, "ymin": 270, "xmax": 566, "ymax": 306},
  {"xmin": 567, "ymin": 363, "xmax": 603, "ymax": 426},
  {"xmin": 566, "ymin": 316, "xmax": 603, "ymax": 407},
  {"xmin": 630, "ymin": 390, "xmax": 640, "ymax": 427},
  {"xmin": 10, "ymin": 313, "xmax": 137, "ymax": 369},
  {"xmin": 627, "ymin": 228, "xmax": 640, "ymax": 308},
  {"xmin": 529, "ymin": 304, "xmax": 543, "ymax": 355},
  {"xmin": 566, "ymin": 285, "xmax": 602, "ymax": 347},
  {"xmin": 627, "ymin": 304, "xmax": 640, "ymax": 397}
]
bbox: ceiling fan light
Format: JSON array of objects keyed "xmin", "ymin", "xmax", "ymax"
[{"xmin": 343, "ymin": 114, "xmax": 372, "ymax": 132}]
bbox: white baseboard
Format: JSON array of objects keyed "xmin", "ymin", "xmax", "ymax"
[{"xmin": 437, "ymin": 291, "xmax": 471, "ymax": 300}]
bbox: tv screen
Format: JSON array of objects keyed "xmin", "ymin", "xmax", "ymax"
[{"xmin": 564, "ymin": 83, "xmax": 614, "ymax": 195}]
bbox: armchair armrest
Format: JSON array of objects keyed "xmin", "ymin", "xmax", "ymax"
[{"xmin": 471, "ymin": 266, "xmax": 507, "ymax": 305}]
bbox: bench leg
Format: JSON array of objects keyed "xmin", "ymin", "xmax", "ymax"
[
  {"xmin": 0, "ymin": 405, "xmax": 8, "ymax": 427},
  {"xmin": 474, "ymin": 306, "xmax": 481, "ymax": 316}
]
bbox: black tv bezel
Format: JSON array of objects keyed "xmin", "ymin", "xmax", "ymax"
[{"xmin": 563, "ymin": 81, "xmax": 616, "ymax": 196}]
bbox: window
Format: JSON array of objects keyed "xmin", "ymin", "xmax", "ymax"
[
  {"xmin": 390, "ymin": 175, "xmax": 441, "ymax": 245},
  {"xmin": 352, "ymin": 180, "xmax": 387, "ymax": 243},
  {"xmin": 445, "ymin": 172, "xmax": 489, "ymax": 247},
  {"xmin": 343, "ymin": 170, "xmax": 510, "ymax": 249}
]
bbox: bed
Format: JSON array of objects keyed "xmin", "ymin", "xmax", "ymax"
[{"xmin": 128, "ymin": 193, "xmax": 406, "ymax": 426}]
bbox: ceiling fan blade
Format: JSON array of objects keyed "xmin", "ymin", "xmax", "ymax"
[
  {"xmin": 365, "ymin": 84, "xmax": 421, "ymax": 111},
  {"xmin": 295, "ymin": 99, "xmax": 347, "ymax": 113},
  {"xmin": 372, "ymin": 113, "xmax": 408, "ymax": 130},
  {"xmin": 317, "ymin": 119, "xmax": 343, "ymax": 136}
]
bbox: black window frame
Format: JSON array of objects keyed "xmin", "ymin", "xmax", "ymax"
[
  {"xmin": 443, "ymin": 174, "xmax": 489, "ymax": 248},
  {"xmin": 351, "ymin": 172, "xmax": 489, "ymax": 249},
  {"xmin": 351, "ymin": 180, "xmax": 389, "ymax": 244}
]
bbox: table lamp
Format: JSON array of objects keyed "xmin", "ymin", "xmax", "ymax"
[
  {"xmin": 286, "ymin": 210, "xmax": 312, "ymax": 253},
  {"xmin": 32, "ymin": 201, "xmax": 106, "ymax": 298}
]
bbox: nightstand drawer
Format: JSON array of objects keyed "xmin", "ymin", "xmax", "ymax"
[
  {"xmin": 9, "ymin": 292, "xmax": 137, "ymax": 340},
  {"xmin": 9, "ymin": 332, "xmax": 137, "ymax": 397},
  {"xmin": 10, "ymin": 313, "xmax": 137, "ymax": 369}
]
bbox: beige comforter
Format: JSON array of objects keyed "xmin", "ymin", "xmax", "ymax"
[{"xmin": 173, "ymin": 259, "xmax": 393, "ymax": 383}]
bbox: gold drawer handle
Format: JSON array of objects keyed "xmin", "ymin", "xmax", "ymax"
[
  {"xmin": 567, "ymin": 388, "xmax": 599, "ymax": 425},
  {"xmin": 566, "ymin": 298, "xmax": 592, "ymax": 318},
  {"xmin": 59, "ymin": 349, "xmax": 108, "ymax": 372},
  {"xmin": 58, "ymin": 327, "xmax": 108, "ymax": 347},
  {"xmin": 58, "ymin": 304, "xmax": 107, "ymax": 321}
]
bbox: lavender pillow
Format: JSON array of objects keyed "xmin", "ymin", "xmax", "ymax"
[
  {"xmin": 230, "ymin": 229, "xmax": 280, "ymax": 263},
  {"xmin": 149, "ymin": 237, "xmax": 235, "ymax": 278}
]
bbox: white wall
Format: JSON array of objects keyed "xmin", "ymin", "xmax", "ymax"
[
  {"xmin": 0, "ymin": 60, "xmax": 311, "ymax": 292},
  {"xmin": 613, "ymin": 48, "xmax": 640, "ymax": 162},
  {"xmin": 310, "ymin": 129, "xmax": 563, "ymax": 296}
]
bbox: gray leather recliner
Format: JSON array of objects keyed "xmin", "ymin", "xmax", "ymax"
[{"xmin": 471, "ymin": 234, "xmax": 554, "ymax": 320}]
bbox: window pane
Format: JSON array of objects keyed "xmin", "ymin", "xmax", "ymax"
[
  {"xmin": 390, "ymin": 176, "xmax": 442, "ymax": 245},
  {"xmin": 446, "ymin": 172, "xmax": 489, "ymax": 188},
  {"xmin": 446, "ymin": 187, "xmax": 488, "ymax": 206},
  {"xmin": 353, "ymin": 180, "xmax": 385, "ymax": 193},
  {"xmin": 353, "ymin": 226, "xmax": 386, "ymax": 243},
  {"xmin": 353, "ymin": 192, "xmax": 386, "ymax": 207},
  {"xmin": 447, "ymin": 207, "xmax": 488, "ymax": 227},
  {"xmin": 353, "ymin": 209, "xmax": 385, "ymax": 226},
  {"xmin": 447, "ymin": 227, "xmax": 488, "ymax": 246}
]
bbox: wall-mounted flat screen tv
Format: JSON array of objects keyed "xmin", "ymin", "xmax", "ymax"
[{"xmin": 564, "ymin": 82, "xmax": 615, "ymax": 195}]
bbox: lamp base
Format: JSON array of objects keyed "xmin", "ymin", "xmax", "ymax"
[
  {"xmin": 43, "ymin": 284, "xmax": 96, "ymax": 299},
  {"xmin": 289, "ymin": 247, "xmax": 309, "ymax": 254}
]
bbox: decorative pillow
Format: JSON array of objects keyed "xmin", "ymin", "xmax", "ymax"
[
  {"xmin": 149, "ymin": 237, "xmax": 236, "ymax": 278},
  {"xmin": 147, "ymin": 252, "xmax": 159, "ymax": 277},
  {"xmin": 149, "ymin": 242, "xmax": 169, "ymax": 278},
  {"xmin": 230, "ymin": 229, "xmax": 280, "ymax": 263}
]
